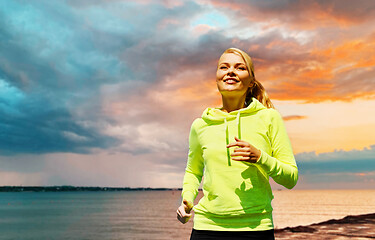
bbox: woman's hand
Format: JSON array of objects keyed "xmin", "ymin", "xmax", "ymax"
[
  {"xmin": 176, "ymin": 199, "xmax": 193, "ymax": 224},
  {"xmin": 227, "ymin": 136, "xmax": 261, "ymax": 163}
]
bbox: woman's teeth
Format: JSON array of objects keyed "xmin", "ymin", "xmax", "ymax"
[{"xmin": 225, "ymin": 79, "xmax": 239, "ymax": 84}]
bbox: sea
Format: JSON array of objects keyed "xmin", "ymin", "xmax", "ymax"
[{"xmin": 0, "ymin": 190, "xmax": 374, "ymax": 240}]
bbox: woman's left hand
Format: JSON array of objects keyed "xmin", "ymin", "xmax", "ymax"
[{"xmin": 227, "ymin": 136, "xmax": 261, "ymax": 163}]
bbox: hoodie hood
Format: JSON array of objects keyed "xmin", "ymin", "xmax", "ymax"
[
  {"xmin": 201, "ymin": 97, "xmax": 266, "ymax": 123},
  {"xmin": 201, "ymin": 97, "xmax": 267, "ymax": 166}
]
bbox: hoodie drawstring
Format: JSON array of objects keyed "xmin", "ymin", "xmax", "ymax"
[
  {"xmin": 236, "ymin": 110, "xmax": 241, "ymax": 140},
  {"xmin": 225, "ymin": 111, "xmax": 242, "ymax": 166},
  {"xmin": 224, "ymin": 118, "xmax": 231, "ymax": 166}
]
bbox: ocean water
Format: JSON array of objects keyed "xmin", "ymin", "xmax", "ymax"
[{"xmin": 0, "ymin": 190, "xmax": 374, "ymax": 240}]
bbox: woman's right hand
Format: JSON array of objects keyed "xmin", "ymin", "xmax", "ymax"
[{"xmin": 176, "ymin": 199, "xmax": 193, "ymax": 224}]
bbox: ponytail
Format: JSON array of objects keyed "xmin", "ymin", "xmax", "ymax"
[{"xmin": 245, "ymin": 78, "xmax": 274, "ymax": 108}]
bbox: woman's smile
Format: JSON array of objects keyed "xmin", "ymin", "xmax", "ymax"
[{"xmin": 224, "ymin": 77, "xmax": 240, "ymax": 84}]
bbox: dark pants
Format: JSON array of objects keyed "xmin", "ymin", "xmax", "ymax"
[{"xmin": 190, "ymin": 229, "xmax": 275, "ymax": 240}]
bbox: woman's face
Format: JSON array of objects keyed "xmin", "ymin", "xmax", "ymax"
[{"xmin": 216, "ymin": 52, "xmax": 252, "ymax": 97}]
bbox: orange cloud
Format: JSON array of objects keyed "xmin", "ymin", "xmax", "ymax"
[
  {"xmin": 283, "ymin": 115, "xmax": 307, "ymax": 121},
  {"xmin": 354, "ymin": 172, "xmax": 375, "ymax": 177},
  {"xmin": 311, "ymin": 39, "xmax": 375, "ymax": 67},
  {"xmin": 261, "ymin": 36, "xmax": 375, "ymax": 102}
]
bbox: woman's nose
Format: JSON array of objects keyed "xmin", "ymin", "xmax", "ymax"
[{"xmin": 227, "ymin": 67, "xmax": 236, "ymax": 75}]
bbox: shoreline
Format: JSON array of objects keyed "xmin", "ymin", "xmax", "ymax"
[
  {"xmin": 0, "ymin": 186, "xmax": 182, "ymax": 192},
  {"xmin": 275, "ymin": 212, "xmax": 375, "ymax": 239}
]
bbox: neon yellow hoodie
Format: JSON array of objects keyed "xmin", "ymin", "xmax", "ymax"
[{"xmin": 182, "ymin": 97, "xmax": 298, "ymax": 231}]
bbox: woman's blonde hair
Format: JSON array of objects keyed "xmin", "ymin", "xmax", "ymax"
[{"xmin": 222, "ymin": 48, "xmax": 274, "ymax": 109}]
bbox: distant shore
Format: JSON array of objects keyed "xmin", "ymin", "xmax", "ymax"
[
  {"xmin": 275, "ymin": 212, "xmax": 375, "ymax": 239},
  {"xmin": 0, "ymin": 186, "xmax": 183, "ymax": 192}
]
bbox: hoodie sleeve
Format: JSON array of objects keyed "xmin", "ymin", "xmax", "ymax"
[
  {"xmin": 256, "ymin": 109, "xmax": 298, "ymax": 189},
  {"xmin": 181, "ymin": 119, "xmax": 204, "ymax": 203}
]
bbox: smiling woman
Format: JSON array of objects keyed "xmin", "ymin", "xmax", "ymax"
[{"xmin": 176, "ymin": 48, "xmax": 298, "ymax": 240}]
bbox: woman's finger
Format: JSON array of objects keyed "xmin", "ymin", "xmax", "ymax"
[
  {"xmin": 178, "ymin": 204, "xmax": 193, "ymax": 217},
  {"xmin": 231, "ymin": 156, "xmax": 250, "ymax": 161},
  {"xmin": 227, "ymin": 141, "xmax": 249, "ymax": 148},
  {"xmin": 178, "ymin": 215, "xmax": 189, "ymax": 224},
  {"xmin": 177, "ymin": 208, "xmax": 182, "ymax": 216},
  {"xmin": 233, "ymin": 147, "xmax": 251, "ymax": 153},
  {"xmin": 232, "ymin": 156, "xmax": 258, "ymax": 163},
  {"xmin": 233, "ymin": 154, "xmax": 259, "ymax": 162},
  {"xmin": 178, "ymin": 206, "xmax": 186, "ymax": 215},
  {"xmin": 231, "ymin": 151, "xmax": 250, "ymax": 157},
  {"xmin": 177, "ymin": 210, "xmax": 192, "ymax": 224},
  {"xmin": 177, "ymin": 214, "xmax": 185, "ymax": 223}
]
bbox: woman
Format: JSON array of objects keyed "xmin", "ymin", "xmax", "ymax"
[{"xmin": 176, "ymin": 48, "xmax": 298, "ymax": 240}]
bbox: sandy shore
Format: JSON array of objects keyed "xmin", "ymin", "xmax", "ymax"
[{"xmin": 275, "ymin": 213, "xmax": 375, "ymax": 239}]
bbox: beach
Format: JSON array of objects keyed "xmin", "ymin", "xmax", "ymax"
[{"xmin": 275, "ymin": 212, "xmax": 375, "ymax": 239}]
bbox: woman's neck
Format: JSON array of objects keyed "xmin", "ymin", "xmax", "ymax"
[{"xmin": 221, "ymin": 95, "xmax": 246, "ymax": 113}]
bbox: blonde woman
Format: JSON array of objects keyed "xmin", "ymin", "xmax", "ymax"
[{"xmin": 177, "ymin": 48, "xmax": 298, "ymax": 240}]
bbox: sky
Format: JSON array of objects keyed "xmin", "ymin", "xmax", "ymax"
[{"xmin": 0, "ymin": 0, "xmax": 374, "ymax": 189}]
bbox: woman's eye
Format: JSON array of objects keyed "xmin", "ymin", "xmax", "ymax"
[
  {"xmin": 220, "ymin": 66, "xmax": 227, "ymax": 69},
  {"xmin": 238, "ymin": 67, "xmax": 246, "ymax": 70}
]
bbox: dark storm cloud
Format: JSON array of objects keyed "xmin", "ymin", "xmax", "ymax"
[
  {"xmin": 0, "ymin": 1, "xmax": 137, "ymax": 154},
  {"xmin": 0, "ymin": 92, "xmax": 119, "ymax": 155},
  {"xmin": 0, "ymin": 0, "xmax": 205, "ymax": 155}
]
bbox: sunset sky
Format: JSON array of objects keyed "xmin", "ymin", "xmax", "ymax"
[{"xmin": 1, "ymin": 0, "xmax": 374, "ymax": 189}]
